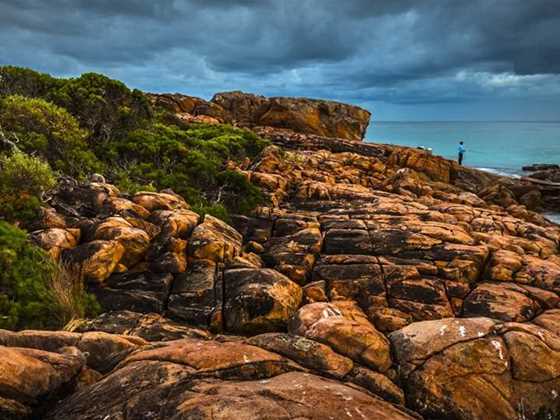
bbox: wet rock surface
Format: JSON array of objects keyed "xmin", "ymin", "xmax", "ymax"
[{"xmin": 13, "ymin": 127, "xmax": 560, "ymax": 419}]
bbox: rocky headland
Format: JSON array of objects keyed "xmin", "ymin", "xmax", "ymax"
[
  {"xmin": 1, "ymin": 73, "xmax": 560, "ymax": 419},
  {"xmin": 149, "ymin": 91, "xmax": 371, "ymax": 141}
]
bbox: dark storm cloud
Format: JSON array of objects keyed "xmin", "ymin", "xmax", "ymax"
[{"xmin": 0, "ymin": 0, "xmax": 559, "ymax": 116}]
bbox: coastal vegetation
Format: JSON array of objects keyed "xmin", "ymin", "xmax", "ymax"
[
  {"xmin": 0, "ymin": 221, "xmax": 99, "ymax": 330},
  {"xmin": 0, "ymin": 151, "xmax": 57, "ymax": 225},
  {"xmin": 0, "ymin": 66, "xmax": 268, "ymax": 224}
]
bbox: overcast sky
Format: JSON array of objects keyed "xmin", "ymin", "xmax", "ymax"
[{"xmin": 1, "ymin": 0, "xmax": 560, "ymax": 121}]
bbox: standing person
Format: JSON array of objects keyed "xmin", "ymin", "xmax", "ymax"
[{"xmin": 458, "ymin": 141, "xmax": 466, "ymax": 165}]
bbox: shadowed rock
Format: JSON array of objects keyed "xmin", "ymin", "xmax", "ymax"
[{"xmin": 224, "ymin": 268, "xmax": 303, "ymax": 334}]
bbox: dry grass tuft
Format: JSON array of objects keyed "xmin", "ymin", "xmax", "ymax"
[{"xmin": 50, "ymin": 262, "xmax": 99, "ymax": 330}]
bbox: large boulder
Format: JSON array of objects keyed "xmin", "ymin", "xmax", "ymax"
[
  {"xmin": 0, "ymin": 329, "xmax": 147, "ymax": 373},
  {"xmin": 93, "ymin": 217, "xmax": 151, "ymax": 267},
  {"xmin": 461, "ymin": 282, "xmax": 546, "ymax": 322},
  {"xmin": 188, "ymin": 215, "xmax": 243, "ymax": 263},
  {"xmin": 48, "ymin": 364, "xmax": 414, "ymax": 420},
  {"xmin": 148, "ymin": 209, "xmax": 199, "ymax": 238},
  {"xmin": 0, "ymin": 346, "xmax": 85, "ymax": 419},
  {"xmin": 49, "ymin": 180, "xmax": 120, "ymax": 218},
  {"xmin": 246, "ymin": 332, "xmax": 354, "ymax": 379},
  {"xmin": 289, "ymin": 301, "xmax": 392, "ymax": 373},
  {"xmin": 390, "ymin": 317, "xmax": 560, "ymax": 420},
  {"xmin": 62, "ymin": 240, "xmax": 125, "ymax": 284},
  {"xmin": 132, "ymin": 191, "xmax": 189, "ymax": 212},
  {"xmin": 93, "ymin": 271, "xmax": 174, "ymax": 314},
  {"xmin": 31, "ymin": 227, "xmax": 80, "ymax": 259},
  {"xmin": 73, "ymin": 311, "xmax": 212, "ymax": 342},
  {"xmin": 223, "ymin": 268, "xmax": 303, "ymax": 334},
  {"xmin": 211, "ymin": 91, "xmax": 371, "ymax": 141},
  {"xmin": 167, "ymin": 259, "xmax": 223, "ymax": 330}
]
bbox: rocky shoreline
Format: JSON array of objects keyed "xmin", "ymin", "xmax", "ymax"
[{"xmin": 1, "ymin": 88, "xmax": 560, "ymax": 419}]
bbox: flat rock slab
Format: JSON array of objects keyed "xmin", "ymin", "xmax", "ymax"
[
  {"xmin": 0, "ymin": 345, "xmax": 85, "ymax": 418},
  {"xmin": 48, "ymin": 369, "xmax": 415, "ymax": 420}
]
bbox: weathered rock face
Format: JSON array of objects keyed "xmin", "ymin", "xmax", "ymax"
[
  {"xmin": 390, "ymin": 317, "xmax": 560, "ymax": 420},
  {"xmin": 148, "ymin": 91, "xmax": 372, "ymax": 141},
  {"xmin": 0, "ymin": 345, "xmax": 85, "ymax": 419},
  {"xmin": 19, "ymin": 124, "xmax": 560, "ymax": 419},
  {"xmin": 223, "ymin": 268, "xmax": 303, "ymax": 334},
  {"xmin": 48, "ymin": 365, "xmax": 414, "ymax": 420},
  {"xmin": 212, "ymin": 91, "xmax": 371, "ymax": 141}
]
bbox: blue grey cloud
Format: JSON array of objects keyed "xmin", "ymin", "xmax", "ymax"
[{"xmin": 0, "ymin": 0, "xmax": 559, "ymax": 119}]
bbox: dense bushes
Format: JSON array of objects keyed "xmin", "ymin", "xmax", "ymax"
[
  {"xmin": 0, "ymin": 66, "xmax": 270, "ymax": 221},
  {"xmin": 0, "ymin": 66, "xmax": 152, "ymax": 142},
  {"xmin": 0, "ymin": 151, "xmax": 57, "ymax": 225},
  {"xmin": 0, "ymin": 95, "xmax": 103, "ymax": 176},
  {"xmin": 46, "ymin": 72, "xmax": 152, "ymax": 141},
  {"xmin": 0, "ymin": 66, "xmax": 56, "ymax": 98},
  {"xmin": 0, "ymin": 221, "xmax": 55, "ymax": 329},
  {"xmin": 0, "ymin": 222, "xmax": 99, "ymax": 330},
  {"xmin": 105, "ymin": 123, "xmax": 268, "ymax": 217}
]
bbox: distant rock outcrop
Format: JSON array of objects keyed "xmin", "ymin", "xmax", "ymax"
[{"xmin": 149, "ymin": 91, "xmax": 371, "ymax": 141}]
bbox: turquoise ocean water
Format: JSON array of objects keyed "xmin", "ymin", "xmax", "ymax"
[{"xmin": 366, "ymin": 121, "xmax": 560, "ymax": 222}]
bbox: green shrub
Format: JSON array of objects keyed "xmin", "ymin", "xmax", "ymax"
[
  {"xmin": 0, "ymin": 66, "xmax": 57, "ymax": 98},
  {"xmin": 0, "ymin": 222, "xmax": 99, "ymax": 330},
  {"xmin": 0, "ymin": 152, "xmax": 57, "ymax": 225},
  {"xmin": 105, "ymin": 122, "xmax": 268, "ymax": 219},
  {"xmin": 183, "ymin": 123, "xmax": 269, "ymax": 160},
  {"xmin": 215, "ymin": 170, "xmax": 265, "ymax": 214},
  {"xmin": 190, "ymin": 202, "xmax": 231, "ymax": 223},
  {"xmin": 0, "ymin": 67, "xmax": 152, "ymax": 142},
  {"xmin": 111, "ymin": 169, "xmax": 157, "ymax": 194},
  {"xmin": 46, "ymin": 72, "xmax": 152, "ymax": 141},
  {"xmin": 0, "ymin": 95, "xmax": 103, "ymax": 177},
  {"xmin": 0, "ymin": 221, "xmax": 55, "ymax": 330}
]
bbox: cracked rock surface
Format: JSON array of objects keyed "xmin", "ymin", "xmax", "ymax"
[{"xmin": 4, "ymin": 128, "xmax": 560, "ymax": 419}]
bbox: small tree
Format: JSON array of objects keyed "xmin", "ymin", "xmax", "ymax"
[
  {"xmin": 0, "ymin": 151, "xmax": 57, "ymax": 225},
  {"xmin": 0, "ymin": 95, "xmax": 103, "ymax": 177}
]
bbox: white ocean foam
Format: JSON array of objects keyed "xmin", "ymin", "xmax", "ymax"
[
  {"xmin": 544, "ymin": 213, "xmax": 560, "ymax": 225},
  {"xmin": 476, "ymin": 167, "xmax": 521, "ymax": 178}
]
